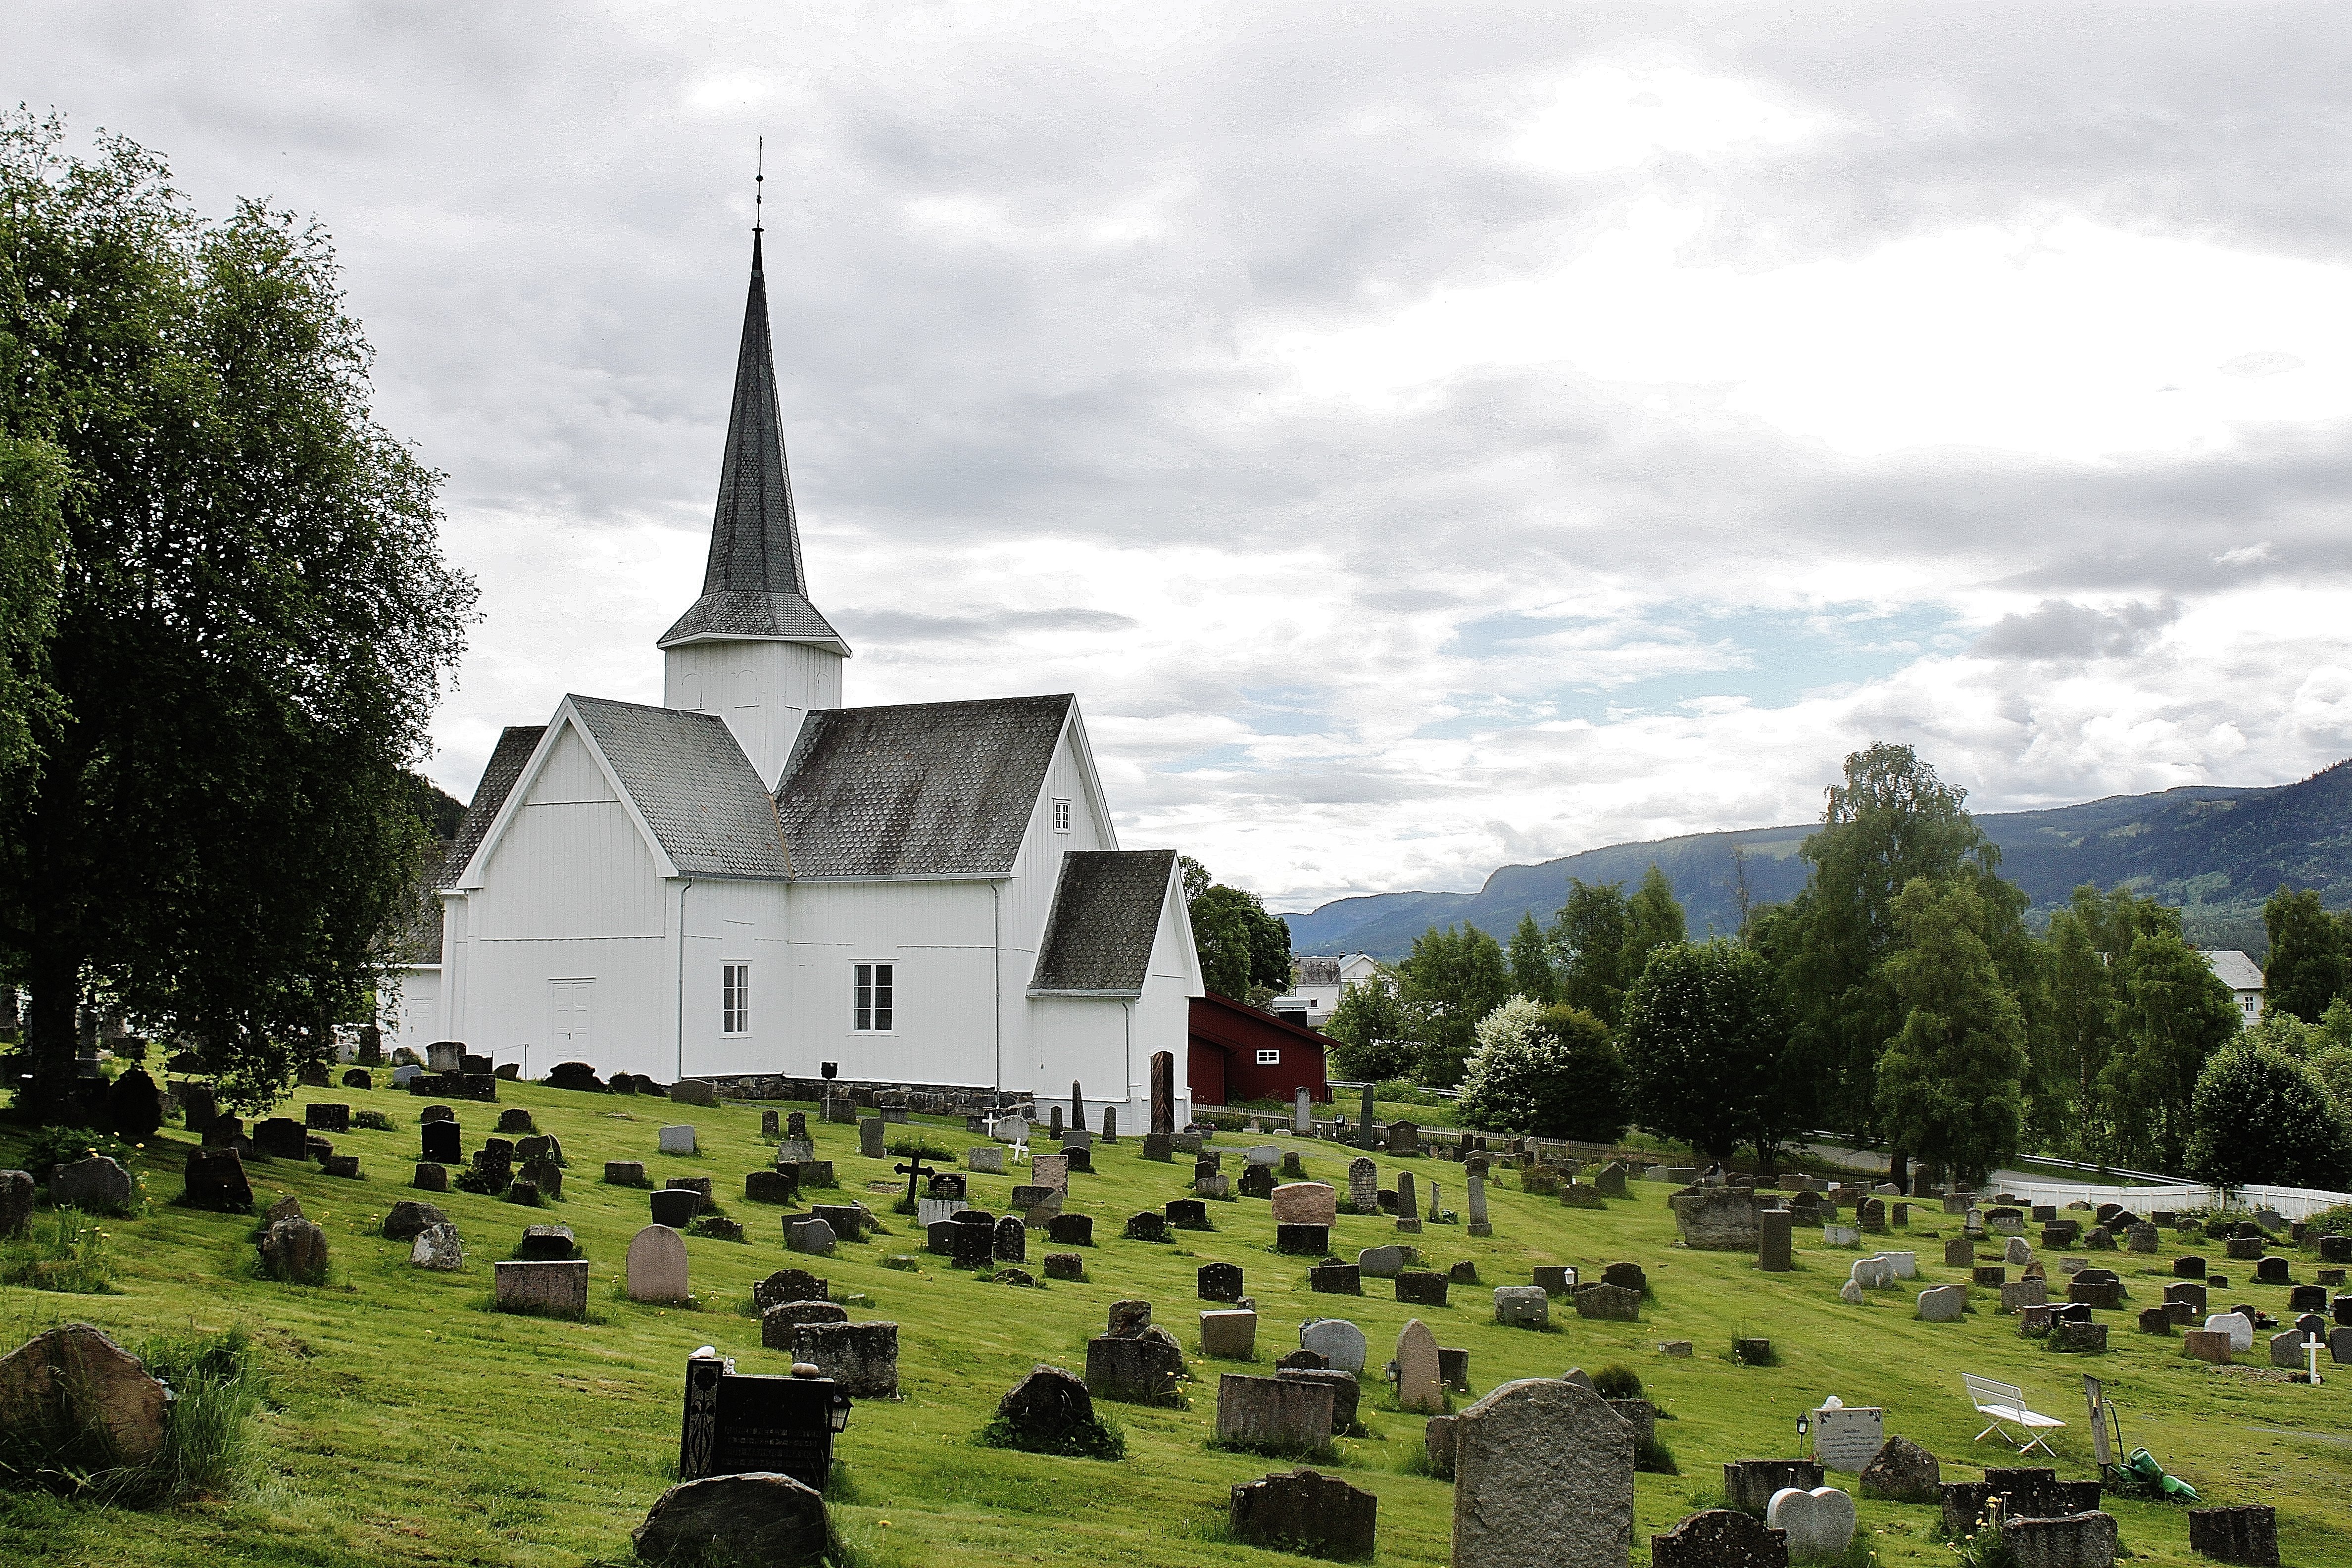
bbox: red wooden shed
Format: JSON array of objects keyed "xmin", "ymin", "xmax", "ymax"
[{"xmin": 1188, "ymin": 990, "xmax": 1331, "ymax": 1109}]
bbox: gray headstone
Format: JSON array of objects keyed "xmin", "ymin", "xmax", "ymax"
[
  {"xmin": 1299, "ymin": 1318, "xmax": 1367, "ymax": 1374},
  {"xmin": 658, "ymin": 1125, "xmax": 696, "ymax": 1155},
  {"xmin": 1452, "ymin": 1378, "xmax": 1633, "ymax": 1568}
]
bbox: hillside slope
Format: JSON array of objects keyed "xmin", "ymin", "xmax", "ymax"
[{"xmin": 1284, "ymin": 758, "xmax": 2352, "ymax": 960}]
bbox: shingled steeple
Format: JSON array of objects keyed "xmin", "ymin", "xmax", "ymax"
[{"xmin": 658, "ymin": 230, "xmax": 850, "ymax": 656}]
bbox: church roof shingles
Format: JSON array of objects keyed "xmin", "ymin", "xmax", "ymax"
[
  {"xmin": 569, "ymin": 696, "xmax": 794, "ymax": 880},
  {"xmin": 774, "ymin": 694, "xmax": 1074, "ymax": 879},
  {"xmin": 1029, "ymin": 849, "xmax": 1179, "ymax": 994},
  {"xmin": 442, "ymin": 725, "xmax": 545, "ymax": 885}
]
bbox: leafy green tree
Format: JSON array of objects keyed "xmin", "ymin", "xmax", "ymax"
[
  {"xmin": 1458, "ymin": 997, "xmax": 1629, "ymax": 1140},
  {"xmin": 1506, "ymin": 912, "xmax": 1556, "ymax": 1004},
  {"xmin": 2262, "ymin": 885, "xmax": 2348, "ymax": 1024},
  {"xmin": 1188, "ymin": 881, "xmax": 1290, "ymax": 1000},
  {"xmin": 0, "ymin": 429, "xmax": 66, "ymax": 781},
  {"xmin": 1778, "ymin": 743, "xmax": 2039, "ymax": 1182},
  {"xmin": 1550, "ymin": 878, "xmax": 1632, "ymax": 1027},
  {"xmin": 2100, "ymin": 926, "xmax": 2242, "ymax": 1173},
  {"xmin": 1624, "ymin": 865, "xmax": 1686, "ymax": 985},
  {"xmin": 0, "ymin": 114, "xmax": 476, "ymax": 1121},
  {"xmin": 1323, "ymin": 974, "xmax": 1420, "ymax": 1082},
  {"xmin": 1396, "ymin": 923, "xmax": 1511, "ymax": 1087},
  {"xmin": 2185, "ymin": 1040, "xmax": 2352, "ymax": 1191},
  {"xmin": 1620, "ymin": 939, "xmax": 1796, "ymax": 1162},
  {"xmin": 1874, "ymin": 879, "xmax": 2030, "ymax": 1186},
  {"xmin": 2040, "ymin": 885, "xmax": 2173, "ymax": 1157}
]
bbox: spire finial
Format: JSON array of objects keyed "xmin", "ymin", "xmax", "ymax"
[{"xmin": 754, "ymin": 136, "xmax": 764, "ymax": 234}]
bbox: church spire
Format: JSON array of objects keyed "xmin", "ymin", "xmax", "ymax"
[{"xmin": 657, "ymin": 220, "xmax": 849, "ymax": 655}]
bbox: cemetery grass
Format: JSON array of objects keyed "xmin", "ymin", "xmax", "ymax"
[{"xmin": 0, "ymin": 1088, "xmax": 2346, "ymax": 1566}]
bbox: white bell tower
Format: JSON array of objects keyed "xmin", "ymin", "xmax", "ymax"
[{"xmin": 658, "ymin": 225, "xmax": 849, "ymax": 787}]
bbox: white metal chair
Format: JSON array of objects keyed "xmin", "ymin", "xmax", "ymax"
[{"xmin": 1962, "ymin": 1373, "xmax": 2066, "ymax": 1457}]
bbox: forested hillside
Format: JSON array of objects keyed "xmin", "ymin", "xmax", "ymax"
[{"xmin": 1285, "ymin": 759, "xmax": 2352, "ymax": 958}]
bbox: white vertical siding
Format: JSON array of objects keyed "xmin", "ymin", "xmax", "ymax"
[
  {"xmin": 663, "ymin": 639, "xmax": 845, "ymax": 788},
  {"xmin": 779, "ymin": 880, "xmax": 998, "ymax": 1087}
]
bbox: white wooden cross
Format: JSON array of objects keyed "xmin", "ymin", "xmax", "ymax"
[{"xmin": 2306, "ymin": 1333, "xmax": 2326, "ymax": 1385}]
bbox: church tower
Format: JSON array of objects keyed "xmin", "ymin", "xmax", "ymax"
[{"xmin": 658, "ymin": 228, "xmax": 849, "ymax": 787}]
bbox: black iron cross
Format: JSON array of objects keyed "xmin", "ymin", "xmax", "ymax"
[{"xmin": 894, "ymin": 1152, "xmax": 938, "ymax": 1206}]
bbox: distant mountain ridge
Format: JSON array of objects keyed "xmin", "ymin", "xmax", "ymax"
[{"xmin": 1281, "ymin": 758, "xmax": 2352, "ymax": 962}]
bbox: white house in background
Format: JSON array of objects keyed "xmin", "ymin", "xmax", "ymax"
[
  {"xmin": 382, "ymin": 229, "xmax": 1202, "ymax": 1128},
  {"xmin": 1270, "ymin": 952, "xmax": 1386, "ymax": 1028},
  {"xmin": 2200, "ymin": 949, "xmax": 2265, "ymax": 1026}
]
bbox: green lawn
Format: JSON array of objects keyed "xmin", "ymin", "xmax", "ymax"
[{"xmin": 1, "ymin": 1079, "xmax": 2347, "ymax": 1566}]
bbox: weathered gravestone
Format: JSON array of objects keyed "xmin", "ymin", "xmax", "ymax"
[
  {"xmin": 1346, "ymin": 1157, "xmax": 1379, "ymax": 1215},
  {"xmin": 1650, "ymin": 1509, "xmax": 1789, "ymax": 1568},
  {"xmin": 493, "ymin": 1258, "xmax": 588, "ymax": 1318},
  {"xmin": 638, "ymin": 1470, "xmax": 829, "ymax": 1566},
  {"xmin": 1759, "ymin": 1210, "xmax": 1794, "ymax": 1272},
  {"xmin": 1230, "ymin": 1468, "xmax": 1378, "ymax": 1560},
  {"xmin": 1214, "ymin": 1372, "xmax": 1328, "ymax": 1449},
  {"xmin": 49, "ymin": 1156, "xmax": 134, "ymax": 1212},
  {"xmin": 2187, "ymin": 1506, "xmax": 2280, "ymax": 1568},
  {"xmin": 1271, "ymin": 1182, "xmax": 1337, "ymax": 1226},
  {"xmin": 1047, "ymin": 1213, "xmax": 1094, "ymax": 1247},
  {"xmin": 180, "ymin": 1147, "xmax": 253, "ymax": 1212},
  {"xmin": 0, "ymin": 1323, "xmax": 173, "ymax": 1466},
  {"xmin": 1494, "ymin": 1286, "xmax": 1549, "ymax": 1328},
  {"xmin": 1725, "ymin": 1460, "xmax": 1824, "ymax": 1516},
  {"xmin": 382, "ymin": 1199, "xmax": 448, "ymax": 1240},
  {"xmin": 792, "ymin": 1322, "xmax": 898, "ymax": 1397},
  {"xmin": 1310, "ymin": 1262, "xmax": 1361, "ymax": 1294},
  {"xmin": 1919, "ymin": 1285, "xmax": 1967, "ymax": 1322},
  {"xmin": 658, "ymin": 1124, "xmax": 696, "ymax": 1155},
  {"xmin": 1394, "ymin": 1172, "xmax": 1421, "ymax": 1233},
  {"xmin": 1452, "ymin": 1377, "xmax": 1634, "ymax": 1568},
  {"xmin": 1858, "ymin": 1435, "xmax": 1941, "ymax": 1503},
  {"xmin": 628, "ymin": 1224, "xmax": 691, "ymax": 1302},
  {"xmin": 410, "ymin": 1223, "xmax": 464, "ymax": 1271},
  {"xmin": 761, "ymin": 1300, "xmax": 848, "ymax": 1349},
  {"xmin": 1671, "ymin": 1187, "xmax": 1760, "ymax": 1250},
  {"xmin": 1394, "ymin": 1319, "xmax": 1444, "ymax": 1413}
]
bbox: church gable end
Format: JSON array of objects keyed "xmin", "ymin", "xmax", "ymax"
[{"xmin": 1029, "ymin": 849, "xmax": 1180, "ymax": 995}]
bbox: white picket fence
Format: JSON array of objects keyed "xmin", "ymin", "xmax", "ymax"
[{"xmin": 1985, "ymin": 1178, "xmax": 2350, "ymax": 1222}]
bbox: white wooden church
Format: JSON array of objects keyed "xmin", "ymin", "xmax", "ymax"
[{"xmin": 387, "ymin": 230, "xmax": 1202, "ymax": 1129}]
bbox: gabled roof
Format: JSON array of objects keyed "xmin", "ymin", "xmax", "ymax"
[
  {"xmin": 1190, "ymin": 989, "xmax": 1335, "ymax": 1053},
  {"xmin": 1030, "ymin": 849, "xmax": 1179, "ymax": 994},
  {"xmin": 775, "ymin": 694, "xmax": 1074, "ymax": 879},
  {"xmin": 658, "ymin": 230, "xmax": 849, "ymax": 657},
  {"xmin": 567, "ymin": 695, "xmax": 792, "ymax": 879},
  {"xmin": 2199, "ymin": 949, "xmax": 2264, "ymax": 992},
  {"xmin": 1297, "ymin": 956, "xmax": 1341, "ymax": 987},
  {"xmin": 440, "ymin": 726, "xmax": 544, "ymax": 886}
]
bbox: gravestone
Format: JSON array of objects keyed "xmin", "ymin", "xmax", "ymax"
[
  {"xmin": 1150, "ymin": 1050, "xmax": 1175, "ymax": 1135},
  {"xmin": 181, "ymin": 1147, "xmax": 254, "ymax": 1212},
  {"xmin": 1126, "ymin": 1211, "xmax": 1172, "ymax": 1242},
  {"xmin": 1309, "ymin": 1263, "xmax": 1361, "ymax": 1294},
  {"xmin": 1812, "ymin": 1405, "xmax": 1884, "ymax": 1472},
  {"xmin": 2188, "ymin": 1506, "xmax": 2280, "ymax": 1568},
  {"xmin": 1494, "ymin": 1286, "xmax": 1549, "ymax": 1328},
  {"xmin": 1468, "ymin": 1174, "xmax": 1491, "ymax": 1237},
  {"xmin": 1200, "ymin": 1262, "xmax": 1244, "ymax": 1302},
  {"xmin": 858, "ymin": 1119, "xmax": 884, "ymax": 1158},
  {"xmin": 1858, "ymin": 1436, "xmax": 1941, "ymax": 1504},
  {"xmin": 1300, "ymin": 1318, "xmax": 1367, "ymax": 1374},
  {"xmin": 651, "ymin": 1188, "xmax": 701, "ymax": 1228},
  {"xmin": 1271, "ymin": 1182, "xmax": 1337, "ymax": 1226},
  {"xmin": 1650, "ymin": 1510, "xmax": 1789, "ymax": 1568},
  {"xmin": 1295, "ymin": 1087, "xmax": 1314, "ymax": 1134},
  {"xmin": 253, "ymin": 1118, "xmax": 309, "ymax": 1161},
  {"xmin": 420, "ymin": 1121, "xmax": 462, "ymax": 1165},
  {"xmin": 1575, "ymin": 1283, "xmax": 1640, "ymax": 1321},
  {"xmin": 1759, "ymin": 1211, "xmax": 1794, "ymax": 1271},
  {"xmin": 628, "ymin": 1224, "xmax": 691, "ymax": 1302},
  {"xmin": 1032, "ymin": 1153, "xmax": 1070, "ymax": 1193},
  {"xmin": 785, "ymin": 1217, "xmax": 837, "ymax": 1255},
  {"xmin": 410, "ymin": 1223, "xmax": 464, "ymax": 1270},
  {"xmin": 1395, "ymin": 1172, "xmax": 1421, "ymax": 1233},
  {"xmin": 1452, "ymin": 1378, "xmax": 1634, "ymax": 1568},
  {"xmin": 659, "ymin": 1125, "xmax": 696, "ymax": 1155},
  {"xmin": 792, "ymin": 1322, "xmax": 898, "ymax": 1398},
  {"xmin": 1347, "ymin": 1157, "xmax": 1379, "ymax": 1215},
  {"xmin": 1767, "ymin": 1486, "xmax": 1856, "ymax": 1563},
  {"xmin": 1535, "ymin": 1265, "xmax": 1577, "ymax": 1295},
  {"xmin": 1231, "ymin": 1468, "xmax": 1377, "ymax": 1559},
  {"xmin": 760, "ymin": 1301, "xmax": 847, "ymax": 1349},
  {"xmin": 1201, "ymin": 1311, "xmax": 1259, "ymax": 1361},
  {"xmin": 1945, "ymin": 1238, "xmax": 1975, "ymax": 1268},
  {"xmin": 1671, "ymin": 1187, "xmax": 1760, "ymax": 1250},
  {"xmin": 1919, "ymin": 1284, "xmax": 1966, "ymax": 1322},
  {"xmin": 304, "ymin": 1102, "xmax": 349, "ymax": 1133},
  {"xmin": 1358, "ymin": 1245, "xmax": 1407, "ymax": 1277},
  {"xmin": 1394, "ymin": 1319, "xmax": 1443, "ymax": 1413},
  {"xmin": 1085, "ymin": 1327, "xmax": 1186, "ymax": 1404},
  {"xmin": 995, "ymin": 1216, "xmax": 1026, "ymax": 1263},
  {"xmin": 1725, "ymin": 1460, "xmax": 1824, "ymax": 1516},
  {"xmin": 1215, "ymin": 1372, "xmax": 1328, "ymax": 1448},
  {"xmin": 49, "ymin": 1156, "xmax": 133, "ymax": 1212},
  {"xmin": 1357, "ymin": 1083, "xmax": 1377, "ymax": 1150},
  {"xmin": 494, "ymin": 1259, "xmax": 588, "ymax": 1317},
  {"xmin": 1396, "ymin": 1271, "xmax": 1449, "ymax": 1307},
  {"xmin": 0, "ymin": 1324, "xmax": 172, "ymax": 1467},
  {"xmin": 678, "ymin": 1350, "xmax": 848, "ymax": 1493},
  {"xmin": 1047, "ymin": 1213, "xmax": 1094, "ymax": 1246}
]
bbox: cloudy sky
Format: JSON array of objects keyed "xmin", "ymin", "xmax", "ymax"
[{"xmin": 20, "ymin": 3, "xmax": 2352, "ymax": 912}]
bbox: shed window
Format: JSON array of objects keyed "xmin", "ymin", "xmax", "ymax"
[
  {"xmin": 721, "ymin": 964, "xmax": 751, "ymax": 1035},
  {"xmin": 853, "ymin": 962, "xmax": 895, "ymax": 1032},
  {"xmin": 1256, "ymin": 1048, "xmax": 1280, "ymax": 1065}
]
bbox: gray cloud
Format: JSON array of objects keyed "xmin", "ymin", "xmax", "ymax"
[{"xmin": 1972, "ymin": 598, "xmax": 2182, "ymax": 662}]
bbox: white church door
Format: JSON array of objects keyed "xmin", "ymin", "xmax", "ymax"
[{"xmin": 548, "ymin": 979, "xmax": 593, "ymax": 1062}]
